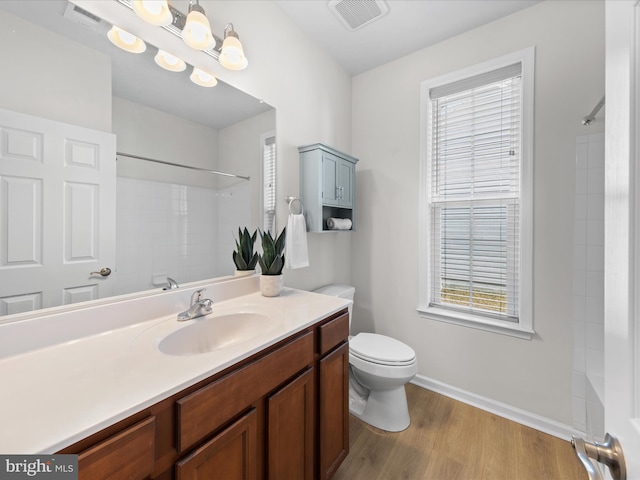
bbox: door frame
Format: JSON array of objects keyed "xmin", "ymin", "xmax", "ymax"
[{"xmin": 604, "ymin": 0, "xmax": 640, "ymax": 476}]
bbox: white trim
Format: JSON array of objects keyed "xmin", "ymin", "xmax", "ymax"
[
  {"xmin": 417, "ymin": 306, "xmax": 534, "ymax": 340},
  {"xmin": 411, "ymin": 374, "xmax": 582, "ymax": 441},
  {"xmin": 418, "ymin": 46, "xmax": 535, "ymax": 338},
  {"xmin": 633, "ymin": 0, "xmax": 640, "ymax": 428}
]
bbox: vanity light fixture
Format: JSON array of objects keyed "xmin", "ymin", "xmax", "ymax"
[
  {"xmin": 131, "ymin": 0, "xmax": 172, "ymax": 26},
  {"xmin": 219, "ymin": 23, "xmax": 248, "ymax": 70},
  {"xmin": 114, "ymin": 0, "xmax": 249, "ymax": 70},
  {"xmin": 190, "ymin": 67, "xmax": 218, "ymax": 87},
  {"xmin": 182, "ymin": 0, "xmax": 216, "ymax": 51},
  {"xmin": 154, "ymin": 49, "xmax": 187, "ymax": 72},
  {"xmin": 107, "ymin": 25, "xmax": 146, "ymax": 53}
]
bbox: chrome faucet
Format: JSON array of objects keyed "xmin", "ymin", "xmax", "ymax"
[
  {"xmin": 177, "ymin": 289, "xmax": 213, "ymax": 321},
  {"xmin": 163, "ymin": 277, "xmax": 180, "ymax": 290}
]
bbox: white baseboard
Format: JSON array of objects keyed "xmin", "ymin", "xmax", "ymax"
[{"xmin": 411, "ymin": 374, "xmax": 582, "ymax": 441}]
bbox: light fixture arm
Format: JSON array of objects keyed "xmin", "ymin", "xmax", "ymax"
[
  {"xmin": 188, "ymin": 0, "xmax": 205, "ymax": 16},
  {"xmin": 224, "ymin": 23, "xmax": 239, "ymax": 39}
]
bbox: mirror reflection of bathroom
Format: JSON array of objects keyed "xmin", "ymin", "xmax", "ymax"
[{"xmin": 0, "ymin": 0, "xmax": 275, "ymax": 315}]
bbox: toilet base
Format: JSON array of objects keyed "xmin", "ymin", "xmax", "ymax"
[{"xmin": 348, "ymin": 382, "xmax": 411, "ymax": 432}]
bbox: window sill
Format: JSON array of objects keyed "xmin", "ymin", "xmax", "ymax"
[{"xmin": 417, "ymin": 305, "xmax": 534, "ymax": 340}]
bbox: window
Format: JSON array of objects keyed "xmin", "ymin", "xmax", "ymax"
[
  {"xmin": 418, "ymin": 48, "xmax": 534, "ymax": 339},
  {"xmin": 262, "ymin": 133, "xmax": 276, "ymax": 233}
]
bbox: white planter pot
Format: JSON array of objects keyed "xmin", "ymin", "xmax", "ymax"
[
  {"xmin": 234, "ymin": 269, "xmax": 255, "ymax": 277},
  {"xmin": 260, "ymin": 275, "xmax": 283, "ymax": 297}
]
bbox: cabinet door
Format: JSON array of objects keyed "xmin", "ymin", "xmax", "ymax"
[
  {"xmin": 267, "ymin": 368, "xmax": 315, "ymax": 480},
  {"xmin": 319, "ymin": 343, "xmax": 349, "ymax": 480},
  {"xmin": 321, "ymin": 153, "xmax": 339, "ymax": 206},
  {"xmin": 176, "ymin": 409, "xmax": 257, "ymax": 480},
  {"xmin": 337, "ymin": 160, "xmax": 354, "ymax": 208}
]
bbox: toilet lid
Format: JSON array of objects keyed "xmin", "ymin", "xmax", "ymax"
[{"xmin": 350, "ymin": 333, "xmax": 416, "ymax": 366}]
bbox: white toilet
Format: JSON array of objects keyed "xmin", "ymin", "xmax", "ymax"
[{"xmin": 313, "ymin": 284, "xmax": 418, "ymax": 432}]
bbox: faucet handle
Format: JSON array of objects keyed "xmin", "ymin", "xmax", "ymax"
[
  {"xmin": 201, "ymin": 298, "xmax": 214, "ymax": 313},
  {"xmin": 190, "ymin": 288, "xmax": 205, "ymax": 305}
]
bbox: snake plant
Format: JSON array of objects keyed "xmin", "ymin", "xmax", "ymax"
[
  {"xmin": 232, "ymin": 227, "xmax": 259, "ymax": 271},
  {"xmin": 258, "ymin": 227, "xmax": 286, "ymax": 275}
]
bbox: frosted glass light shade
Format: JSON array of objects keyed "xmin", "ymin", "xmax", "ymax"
[
  {"xmin": 131, "ymin": 0, "xmax": 172, "ymax": 26},
  {"xmin": 219, "ymin": 35, "xmax": 248, "ymax": 70},
  {"xmin": 190, "ymin": 67, "xmax": 217, "ymax": 87},
  {"xmin": 154, "ymin": 50, "xmax": 186, "ymax": 72},
  {"xmin": 107, "ymin": 26, "xmax": 146, "ymax": 53},
  {"xmin": 183, "ymin": 10, "xmax": 215, "ymax": 51}
]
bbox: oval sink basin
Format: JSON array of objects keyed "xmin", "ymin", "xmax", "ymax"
[{"xmin": 159, "ymin": 312, "xmax": 273, "ymax": 356}]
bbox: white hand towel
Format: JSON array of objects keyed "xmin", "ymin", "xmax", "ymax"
[
  {"xmin": 285, "ymin": 213, "xmax": 309, "ymax": 269},
  {"xmin": 327, "ymin": 217, "xmax": 352, "ymax": 230}
]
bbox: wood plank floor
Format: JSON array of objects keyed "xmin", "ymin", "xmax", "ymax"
[{"xmin": 333, "ymin": 384, "xmax": 587, "ymax": 480}]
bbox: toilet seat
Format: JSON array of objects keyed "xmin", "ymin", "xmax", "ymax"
[{"xmin": 350, "ymin": 333, "xmax": 416, "ymax": 366}]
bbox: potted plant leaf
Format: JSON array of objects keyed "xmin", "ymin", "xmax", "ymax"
[
  {"xmin": 233, "ymin": 227, "xmax": 258, "ymax": 276},
  {"xmin": 258, "ymin": 227, "xmax": 286, "ymax": 296}
]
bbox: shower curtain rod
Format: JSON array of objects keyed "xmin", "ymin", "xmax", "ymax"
[
  {"xmin": 116, "ymin": 152, "xmax": 251, "ymax": 181},
  {"xmin": 581, "ymin": 95, "xmax": 605, "ymax": 126}
]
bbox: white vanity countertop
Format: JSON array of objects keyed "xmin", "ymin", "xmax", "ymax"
[{"xmin": 0, "ymin": 287, "xmax": 350, "ymax": 454}]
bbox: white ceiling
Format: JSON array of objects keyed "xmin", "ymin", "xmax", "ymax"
[{"xmin": 276, "ymin": 0, "xmax": 541, "ymax": 75}]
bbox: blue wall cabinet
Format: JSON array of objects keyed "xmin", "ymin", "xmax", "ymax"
[{"xmin": 299, "ymin": 143, "xmax": 358, "ymax": 232}]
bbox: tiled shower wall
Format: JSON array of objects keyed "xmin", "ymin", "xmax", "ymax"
[
  {"xmin": 572, "ymin": 132, "xmax": 604, "ymax": 436},
  {"xmin": 114, "ymin": 177, "xmax": 251, "ymax": 296}
]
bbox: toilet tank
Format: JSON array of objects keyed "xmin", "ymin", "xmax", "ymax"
[{"xmin": 313, "ymin": 284, "xmax": 355, "ymax": 324}]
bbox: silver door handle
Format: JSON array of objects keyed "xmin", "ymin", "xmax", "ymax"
[
  {"xmin": 571, "ymin": 433, "xmax": 626, "ymax": 480},
  {"xmin": 90, "ymin": 267, "xmax": 112, "ymax": 277},
  {"xmin": 571, "ymin": 437, "xmax": 603, "ymax": 480}
]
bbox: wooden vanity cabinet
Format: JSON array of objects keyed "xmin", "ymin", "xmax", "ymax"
[{"xmin": 58, "ymin": 309, "xmax": 349, "ymax": 480}]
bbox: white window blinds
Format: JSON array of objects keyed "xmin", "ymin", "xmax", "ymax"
[
  {"xmin": 429, "ymin": 63, "xmax": 522, "ymax": 320},
  {"xmin": 263, "ymin": 135, "xmax": 276, "ymax": 233}
]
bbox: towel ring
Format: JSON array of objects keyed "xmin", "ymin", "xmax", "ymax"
[{"xmin": 287, "ymin": 197, "xmax": 304, "ymax": 215}]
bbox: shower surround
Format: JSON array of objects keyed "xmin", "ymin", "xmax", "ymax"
[{"xmin": 572, "ymin": 132, "xmax": 604, "ymax": 438}]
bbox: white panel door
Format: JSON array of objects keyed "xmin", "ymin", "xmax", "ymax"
[
  {"xmin": 0, "ymin": 108, "xmax": 116, "ymax": 315},
  {"xmin": 602, "ymin": 1, "xmax": 640, "ymax": 478}
]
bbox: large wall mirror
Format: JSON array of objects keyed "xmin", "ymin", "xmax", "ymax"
[{"xmin": 0, "ymin": 0, "xmax": 275, "ymax": 318}]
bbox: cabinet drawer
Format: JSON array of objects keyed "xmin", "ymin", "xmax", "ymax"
[
  {"xmin": 177, "ymin": 331, "xmax": 314, "ymax": 452},
  {"xmin": 78, "ymin": 416, "xmax": 155, "ymax": 480},
  {"xmin": 318, "ymin": 312, "xmax": 349, "ymax": 356}
]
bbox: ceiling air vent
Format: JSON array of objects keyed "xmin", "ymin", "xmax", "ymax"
[{"xmin": 328, "ymin": 0, "xmax": 389, "ymax": 31}]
